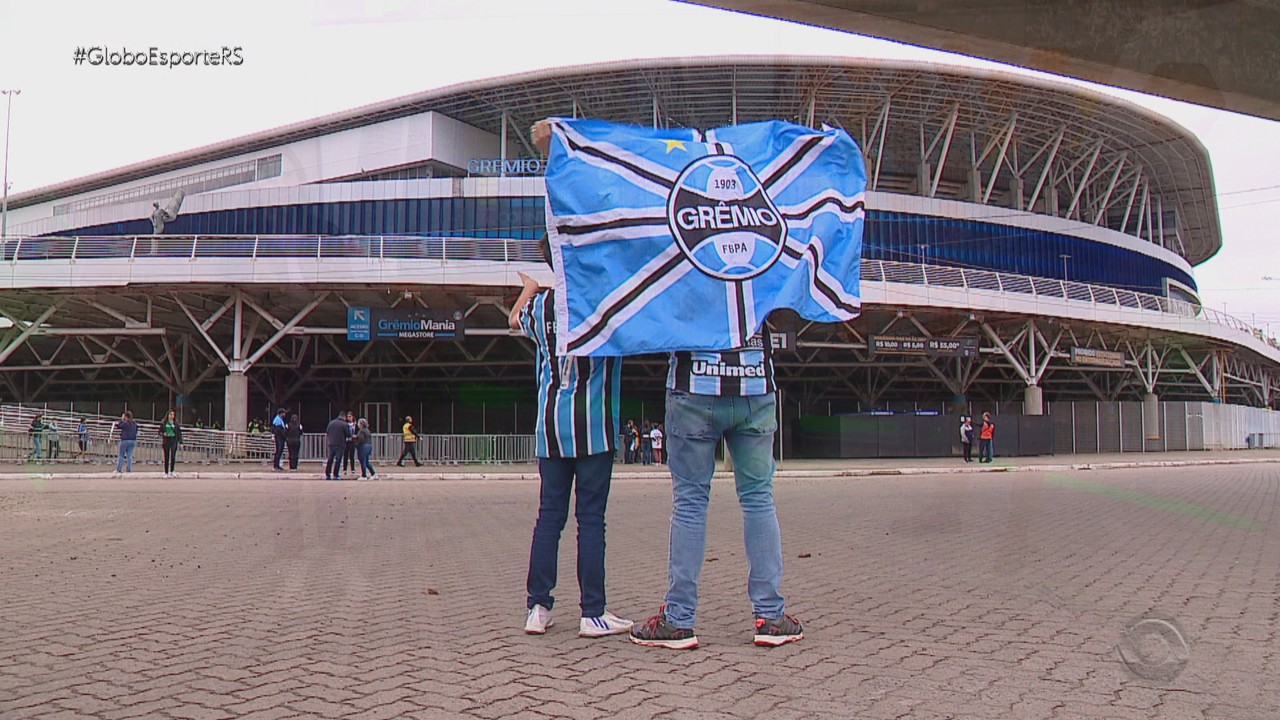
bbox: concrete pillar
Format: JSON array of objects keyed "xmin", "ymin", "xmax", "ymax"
[
  {"xmin": 224, "ymin": 372, "xmax": 248, "ymax": 433},
  {"xmin": 1143, "ymin": 392, "xmax": 1160, "ymax": 440},
  {"xmin": 1023, "ymin": 385, "xmax": 1044, "ymax": 416},
  {"xmin": 968, "ymin": 169, "xmax": 983, "ymax": 202},
  {"xmin": 1009, "ymin": 177, "xmax": 1025, "ymax": 210}
]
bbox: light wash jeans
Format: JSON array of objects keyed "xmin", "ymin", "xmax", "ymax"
[
  {"xmin": 663, "ymin": 390, "xmax": 785, "ymax": 629},
  {"xmin": 116, "ymin": 439, "xmax": 137, "ymax": 473}
]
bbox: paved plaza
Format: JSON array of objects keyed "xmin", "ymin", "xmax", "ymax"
[{"xmin": 2, "ymin": 458, "xmax": 1278, "ymax": 719}]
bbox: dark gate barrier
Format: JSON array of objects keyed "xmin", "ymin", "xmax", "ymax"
[{"xmin": 794, "ymin": 414, "xmax": 1055, "ymax": 459}]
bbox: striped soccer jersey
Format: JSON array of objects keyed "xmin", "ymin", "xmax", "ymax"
[
  {"xmin": 667, "ymin": 333, "xmax": 775, "ymax": 397},
  {"xmin": 519, "ymin": 289, "xmax": 621, "ymax": 458}
]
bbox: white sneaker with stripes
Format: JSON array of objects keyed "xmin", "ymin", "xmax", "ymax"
[
  {"xmin": 524, "ymin": 604, "xmax": 553, "ymax": 635},
  {"xmin": 579, "ymin": 611, "xmax": 634, "ymax": 638}
]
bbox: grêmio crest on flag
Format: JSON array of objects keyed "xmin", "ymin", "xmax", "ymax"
[{"xmin": 544, "ymin": 118, "xmax": 865, "ymax": 357}]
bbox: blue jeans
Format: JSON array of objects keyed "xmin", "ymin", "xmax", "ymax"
[
  {"xmin": 663, "ymin": 390, "xmax": 785, "ymax": 629},
  {"xmin": 325, "ymin": 445, "xmax": 344, "ymax": 479},
  {"xmin": 28, "ymin": 435, "xmax": 43, "ymax": 460},
  {"xmin": 116, "ymin": 439, "xmax": 136, "ymax": 473},
  {"xmin": 526, "ymin": 452, "xmax": 614, "ymax": 617},
  {"xmin": 358, "ymin": 443, "xmax": 375, "ymax": 476},
  {"xmin": 979, "ymin": 438, "xmax": 994, "ymax": 462}
]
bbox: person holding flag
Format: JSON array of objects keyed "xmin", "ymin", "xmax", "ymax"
[
  {"xmin": 508, "ymin": 229, "xmax": 632, "ymax": 639},
  {"xmin": 535, "ymin": 114, "xmax": 866, "ymax": 648}
]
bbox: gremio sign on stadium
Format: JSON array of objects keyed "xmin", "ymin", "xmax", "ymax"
[
  {"xmin": 466, "ymin": 157, "xmax": 545, "ymax": 176},
  {"xmin": 347, "ymin": 307, "xmax": 466, "ymax": 341}
]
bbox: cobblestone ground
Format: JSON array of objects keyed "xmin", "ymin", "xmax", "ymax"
[{"xmin": 1, "ymin": 464, "xmax": 1277, "ymax": 720}]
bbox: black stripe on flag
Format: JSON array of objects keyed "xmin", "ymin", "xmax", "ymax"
[
  {"xmin": 563, "ymin": 133, "xmax": 675, "ymax": 189},
  {"xmin": 557, "ymin": 216, "xmax": 667, "ymax": 235},
  {"xmin": 782, "ymin": 198, "xmax": 865, "ymax": 219},
  {"xmin": 778, "ymin": 242, "xmax": 858, "ymax": 316},
  {"xmin": 566, "ymin": 253, "xmax": 689, "ymax": 353},
  {"xmin": 803, "ymin": 244, "xmax": 859, "ymax": 316},
  {"xmin": 761, "ymin": 135, "xmax": 826, "ymax": 189}
]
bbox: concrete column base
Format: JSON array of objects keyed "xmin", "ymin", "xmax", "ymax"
[
  {"xmin": 1144, "ymin": 392, "xmax": 1160, "ymax": 440},
  {"xmin": 225, "ymin": 373, "xmax": 248, "ymax": 434},
  {"xmin": 1023, "ymin": 385, "xmax": 1044, "ymax": 415}
]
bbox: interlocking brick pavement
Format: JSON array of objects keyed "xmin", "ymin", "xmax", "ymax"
[{"xmin": 1, "ymin": 462, "xmax": 1278, "ymax": 719}]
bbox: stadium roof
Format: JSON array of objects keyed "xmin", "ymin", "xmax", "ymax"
[{"xmin": 11, "ymin": 55, "xmax": 1221, "ymax": 264}]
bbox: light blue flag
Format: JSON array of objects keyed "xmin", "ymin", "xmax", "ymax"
[{"xmin": 545, "ymin": 118, "xmax": 865, "ymax": 357}]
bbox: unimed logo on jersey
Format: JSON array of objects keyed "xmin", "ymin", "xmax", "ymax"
[{"xmin": 667, "ymin": 155, "xmax": 787, "ymax": 280}]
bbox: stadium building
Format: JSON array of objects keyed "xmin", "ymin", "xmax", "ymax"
[{"xmin": 2, "ymin": 57, "xmax": 1277, "ymax": 453}]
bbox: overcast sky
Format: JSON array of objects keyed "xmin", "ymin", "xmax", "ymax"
[{"xmin": 1, "ymin": 0, "xmax": 1276, "ymax": 331}]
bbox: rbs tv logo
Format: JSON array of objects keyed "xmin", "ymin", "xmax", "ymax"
[{"xmin": 666, "ymin": 155, "xmax": 786, "ymax": 281}]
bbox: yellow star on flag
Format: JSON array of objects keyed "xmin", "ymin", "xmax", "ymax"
[{"xmin": 663, "ymin": 139, "xmax": 687, "ymax": 154}]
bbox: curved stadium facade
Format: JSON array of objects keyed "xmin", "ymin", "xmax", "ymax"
[{"xmin": 2, "ymin": 57, "xmax": 1278, "ymax": 447}]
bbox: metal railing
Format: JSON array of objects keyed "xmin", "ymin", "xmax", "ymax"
[
  {"xmin": 1, "ymin": 234, "xmax": 1275, "ymax": 350},
  {"xmin": 862, "ymin": 259, "xmax": 1279, "ymax": 350},
  {"xmin": 1, "ymin": 404, "xmax": 535, "ymax": 466},
  {"xmin": 0, "ymin": 234, "xmax": 544, "ymax": 264}
]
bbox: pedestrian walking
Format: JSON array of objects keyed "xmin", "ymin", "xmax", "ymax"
[
  {"xmin": 630, "ymin": 332, "xmax": 803, "ymax": 650},
  {"xmin": 960, "ymin": 416, "xmax": 974, "ymax": 463},
  {"xmin": 978, "ymin": 412, "xmax": 996, "ymax": 463},
  {"xmin": 324, "ymin": 411, "xmax": 350, "ymax": 481},
  {"xmin": 158, "ymin": 409, "xmax": 183, "ymax": 477},
  {"xmin": 397, "ymin": 415, "xmax": 423, "ymax": 467},
  {"xmin": 509, "ymin": 233, "xmax": 631, "ymax": 639},
  {"xmin": 356, "ymin": 418, "xmax": 376, "ymax": 479},
  {"xmin": 285, "ymin": 414, "xmax": 303, "ymax": 471},
  {"xmin": 271, "ymin": 408, "xmax": 288, "ymax": 471},
  {"xmin": 114, "ymin": 410, "xmax": 139, "ymax": 476}
]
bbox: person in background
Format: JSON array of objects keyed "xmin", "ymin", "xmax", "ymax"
[
  {"xmin": 979, "ymin": 412, "xmax": 996, "ymax": 463},
  {"xmin": 76, "ymin": 418, "xmax": 91, "ymax": 460},
  {"xmin": 640, "ymin": 421, "xmax": 653, "ymax": 465},
  {"xmin": 650, "ymin": 423, "xmax": 664, "ymax": 464},
  {"xmin": 397, "ymin": 415, "xmax": 423, "ymax": 467},
  {"xmin": 960, "ymin": 416, "xmax": 974, "ymax": 463},
  {"xmin": 159, "ymin": 409, "xmax": 183, "ymax": 477},
  {"xmin": 114, "ymin": 410, "xmax": 139, "ymax": 477},
  {"xmin": 356, "ymin": 418, "xmax": 376, "ymax": 480},
  {"xmin": 26, "ymin": 413, "xmax": 46, "ymax": 463},
  {"xmin": 285, "ymin": 414, "xmax": 303, "ymax": 471},
  {"xmin": 45, "ymin": 420, "xmax": 61, "ymax": 460},
  {"xmin": 324, "ymin": 411, "xmax": 351, "ymax": 481},
  {"xmin": 343, "ymin": 411, "xmax": 359, "ymax": 477},
  {"xmin": 625, "ymin": 419, "xmax": 640, "ymax": 464},
  {"xmin": 271, "ymin": 408, "xmax": 288, "ymax": 471}
]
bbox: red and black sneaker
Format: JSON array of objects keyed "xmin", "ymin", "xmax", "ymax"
[
  {"xmin": 754, "ymin": 614, "xmax": 804, "ymax": 646},
  {"xmin": 629, "ymin": 606, "xmax": 698, "ymax": 649}
]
